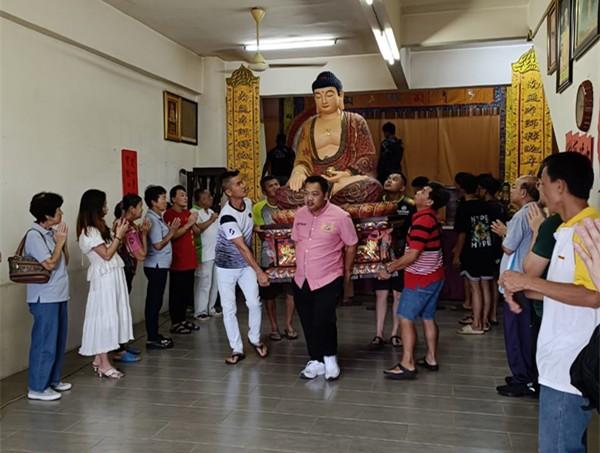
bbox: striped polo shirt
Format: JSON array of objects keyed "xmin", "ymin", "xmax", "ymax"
[{"xmin": 404, "ymin": 208, "xmax": 444, "ymax": 289}]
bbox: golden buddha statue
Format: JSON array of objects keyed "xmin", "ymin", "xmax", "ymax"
[{"xmin": 276, "ymin": 72, "xmax": 383, "ymax": 208}]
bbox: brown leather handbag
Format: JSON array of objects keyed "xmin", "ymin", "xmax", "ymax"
[{"xmin": 8, "ymin": 230, "xmax": 52, "ymax": 284}]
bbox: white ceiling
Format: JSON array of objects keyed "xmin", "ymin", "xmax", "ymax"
[{"xmin": 102, "ymin": 0, "xmax": 530, "ymax": 62}]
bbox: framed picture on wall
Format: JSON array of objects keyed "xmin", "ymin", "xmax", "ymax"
[
  {"xmin": 557, "ymin": 0, "xmax": 573, "ymax": 93},
  {"xmin": 573, "ymin": 0, "xmax": 600, "ymax": 59},
  {"xmin": 547, "ymin": 1, "xmax": 558, "ymax": 74},
  {"xmin": 164, "ymin": 91, "xmax": 181, "ymax": 141},
  {"xmin": 180, "ymin": 97, "xmax": 198, "ymax": 145}
]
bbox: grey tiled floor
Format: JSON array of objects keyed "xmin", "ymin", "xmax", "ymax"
[{"xmin": 1, "ymin": 301, "xmax": 598, "ymax": 452}]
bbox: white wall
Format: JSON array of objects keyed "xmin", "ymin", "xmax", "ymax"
[
  {"xmin": 528, "ymin": 0, "xmax": 600, "ymax": 206},
  {"xmin": 409, "ymin": 43, "xmax": 533, "ymax": 89},
  {"xmin": 225, "ymin": 43, "xmax": 533, "ymax": 98},
  {"xmin": 0, "ymin": 3, "xmax": 203, "ymax": 378},
  {"xmin": 197, "ymin": 57, "xmax": 228, "ymax": 168}
]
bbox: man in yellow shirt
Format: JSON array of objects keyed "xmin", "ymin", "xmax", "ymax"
[{"xmin": 501, "ymin": 152, "xmax": 599, "ymax": 453}]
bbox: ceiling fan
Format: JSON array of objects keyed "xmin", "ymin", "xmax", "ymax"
[{"xmin": 245, "ymin": 7, "xmax": 327, "ymax": 72}]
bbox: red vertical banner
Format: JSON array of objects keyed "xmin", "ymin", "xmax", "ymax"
[{"xmin": 121, "ymin": 149, "xmax": 138, "ymax": 195}]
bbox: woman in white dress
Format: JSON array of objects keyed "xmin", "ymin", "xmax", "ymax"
[{"xmin": 76, "ymin": 189, "xmax": 133, "ymax": 378}]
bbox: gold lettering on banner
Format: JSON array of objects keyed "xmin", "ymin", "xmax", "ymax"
[
  {"xmin": 505, "ymin": 49, "xmax": 554, "ymax": 182},
  {"xmin": 226, "ymin": 65, "xmax": 261, "ymax": 201}
]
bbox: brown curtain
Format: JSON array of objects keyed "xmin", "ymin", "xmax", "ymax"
[{"xmin": 367, "ymin": 115, "xmax": 500, "ymax": 185}]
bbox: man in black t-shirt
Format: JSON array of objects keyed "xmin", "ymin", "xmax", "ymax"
[
  {"xmin": 262, "ymin": 133, "xmax": 295, "ymax": 185},
  {"xmin": 453, "ymin": 173, "xmax": 495, "ymax": 335},
  {"xmin": 377, "ymin": 122, "xmax": 404, "ymax": 184}
]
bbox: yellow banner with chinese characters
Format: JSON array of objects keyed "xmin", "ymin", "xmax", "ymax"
[
  {"xmin": 226, "ymin": 66, "xmax": 261, "ymax": 201},
  {"xmin": 505, "ymin": 49, "xmax": 554, "ymax": 183}
]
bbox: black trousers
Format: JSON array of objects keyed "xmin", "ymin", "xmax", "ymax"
[
  {"xmin": 144, "ymin": 267, "xmax": 168, "ymax": 341},
  {"xmin": 169, "ymin": 269, "xmax": 194, "ymax": 325},
  {"xmin": 293, "ymin": 277, "xmax": 343, "ymax": 362}
]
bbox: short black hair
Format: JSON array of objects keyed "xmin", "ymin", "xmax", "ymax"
[
  {"xmin": 276, "ymin": 133, "xmax": 286, "ymax": 144},
  {"xmin": 169, "ymin": 185, "xmax": 187, "ymax": 201},
  {"xmin": 456, "ymin": 172, "xmax": 478, "ymax": 194},
  {"xmin": 303, "ymin": 175, "xmax": 329, "ymax": 195},
  {"xmin": 382, "ymin": 122, "xmax": 396, "ymax": 135},
  {"xmin": 541, "ymin": 152, "xmax": 594, "ymax": 200},
  {"xmin": 193, "ymin": 188, "xmax": 203, "ymax": 202},
  {"xmin": 29, "ymin": 192, "xmax": 64, "ymax": 223},
  {"xmin": 388, "ymin": 171, "xmax": 407, "ymax": 186},
  {"xmin": 477, "ymin": 173, "xmax": 501, "ymax": 196},
  {"xmin": 221, "ymin": 170, "xmax": 240, "ymax": 191},
  {"xmin": 144, "ymin": 185, "xmax": 166, "ymax": 208},
  {"xmin": 427, "ymin": 182, "xmax": 450, "ymax": 211},
  {"xmin": 260, "ymin": 175, "xmax": 279, "ymax": 190},
  {"xmin": 411, "ymin": 176, "xmax": 429, "ymax": 189}
]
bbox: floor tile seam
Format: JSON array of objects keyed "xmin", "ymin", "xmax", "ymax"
[
  {"xmin": 320, "ymin": 400, "xmax": 516, "ymax": 417},
  {"xmin": 328, "ymin": 387, "xmax": 528, "ymax": 405},
  {"xmin": 68, "ymin": 380, "xmax": 237, "ymax": 397}
]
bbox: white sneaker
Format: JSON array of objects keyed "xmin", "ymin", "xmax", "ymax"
[
  {"xmin": 324, "ymin": 355, "xmax": 341, "ymax": 381},
  {"xmin": 299, "ymin": 360, "xmax": 325, "ymax": 379},
  {"xmin": 51, "ymin": 382, "xmax": 72, "ymax": 392},
  {"xmin": 28, "ymin": 388, "xmax": 62, "ymax": 401}
]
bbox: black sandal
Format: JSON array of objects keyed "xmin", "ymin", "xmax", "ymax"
[
  {"xmin": 416, "ymin": 357, "xmax": 439, "ymax": 371},
  {"xmin": 389, "ymin": 335, "xmax": 402, "ymax": 348},
  {"xmin": 169, "ymin": 323, "xmax": 192, "ymax": 334},
  {"xmin": 369, "ymin": 336, "xmax": 385, "ymax": 349},
  {"xmin": 249, "ymin": 341, "xmax": 269, "ymax": 358},
  {"xmin": 383, "ymin": 363, "xmax": 417, "ymax": 380},
  {"xmin": 183, "ymin": 320, "xmax": 200, "ymax": 331},
  {"xmin": 225, "ymin": 353, "xmax": 245, "ymax": 365}
]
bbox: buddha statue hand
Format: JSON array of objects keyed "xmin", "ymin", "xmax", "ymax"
[
  {"xmin": 288, "ymin": 166, "xmax": 309, "ymax": 192},
  {"xmin": 322, "ymin": 169, "xmax": 351, "ymax": 184}
]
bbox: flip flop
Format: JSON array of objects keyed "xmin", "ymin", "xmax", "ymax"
[
  {"xmin": 369, "ymin": 336, "xmax": 385, "ymax": 350},
  {"xmin": 269, "ymin": 331, "xmax": 282, "ymax": 341},
  {"xmin": 416, "ymin": 357, "xmax": 439, "ymax": 371},
  {"xmin": 283, "ymin": 329, "xmax": 298, "ymax": 340},
  {"xmin": 225, "ymin": 353, "xmax": 245, "ymax": 365},
  {"xmin": 458, "ymin": 315, "xmax": 473, "ymax": 325},
  {"xmin": 389, "ymin": 335, "xmax": 402, "ymax": 348},
  {"xmin": 249, "ymin": 341, "xmax": 269, "ymax": 358},
  {"xmin": 383, "ymin": 363, "xmax": 417, "ymax": 380}
]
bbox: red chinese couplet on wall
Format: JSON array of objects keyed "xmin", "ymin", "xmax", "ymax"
[
  {"xmin": 565, "ymin": 131, "xmax": 594, "ymax": 162},
  {"xmin": 121, "ymin": 149, "xmax": 138, "ymax": 195}
]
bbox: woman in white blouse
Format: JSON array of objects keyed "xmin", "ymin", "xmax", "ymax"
[{"xmin": 76, "ymin": 189, "xmax": 133, "ymax": 378}]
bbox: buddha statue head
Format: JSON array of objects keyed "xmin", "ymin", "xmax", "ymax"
[{"xmin": 312, "ymin": 71, "xmax": 344, "ymax": 115}]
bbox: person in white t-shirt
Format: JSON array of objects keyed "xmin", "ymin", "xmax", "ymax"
[
  {"xmin": 191, "ymin": 189, "xmax": 220, "ymax": 320},
  {"xmin": 215, "ymin": 170, "xmax": 269, "ymax": 365},
  {"xmin": 501, "ymin": 153, "xmax": 600, "ymax": 453}
]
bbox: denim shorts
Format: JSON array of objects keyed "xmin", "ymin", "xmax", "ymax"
[{"xmin": 397, "ymin": 280, "xmax": 444, "ymax": 321}]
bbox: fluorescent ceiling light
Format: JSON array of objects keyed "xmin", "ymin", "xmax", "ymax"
[
  {"xmin": 372, "ymin": 29, "xmax": 394, "ymax": 65},
  {"xmin": 365, "ymin": 0, "xmax": 373, "ymax": 5},
  {"xmin": 244, "ymin": 38, "xmax": 336, "ymax": 51},
  {"xmin": 384, "ymin": 27, "xmax": 400, "ymax": 60}
]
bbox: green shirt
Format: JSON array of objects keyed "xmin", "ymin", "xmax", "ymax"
[{"xmin": 530, "ymin": 213, "xmax": 562, "ymax": 316}]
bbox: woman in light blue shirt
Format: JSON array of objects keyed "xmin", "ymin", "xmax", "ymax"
[{"xmin": 24, "ymin": 192, "xmax": 71, "ymax": 401}]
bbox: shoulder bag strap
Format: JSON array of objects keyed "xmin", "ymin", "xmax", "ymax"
[{"xmin": 17, "ymin": 228, "xmax": 53, "ymax": 255}]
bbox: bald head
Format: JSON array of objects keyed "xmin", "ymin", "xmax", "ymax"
[{"xmin": 511, "ymin": 175, "xmax": 539, "ymax": 206}]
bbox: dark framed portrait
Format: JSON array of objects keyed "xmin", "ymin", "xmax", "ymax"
[
  {"xmin": 557, "ymin": 0, "xmax": 573, "ymax": 93},
  {"xmin": 163, "ymin": 91, "xmax": 181, "ymax": 142},
  {"xmin": 547, "ymin": 1, "xmax": 558, "ymax": 74},
  {"xmin": 573, "ymin": 0, "xmax": 600, "ymax": 59}
]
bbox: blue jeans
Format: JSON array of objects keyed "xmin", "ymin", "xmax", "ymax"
[
  {"xmin": 539, "ymin": 385, "xmax": 592, "ymax": 453},
  {"xmin": 28, "ymin": 301, "xmax": 68, "ymax": 392}
]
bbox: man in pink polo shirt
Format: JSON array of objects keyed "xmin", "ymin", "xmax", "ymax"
[{"xmin": 291, "ymin": 175, "xmax": 358, "ymax": 380}]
